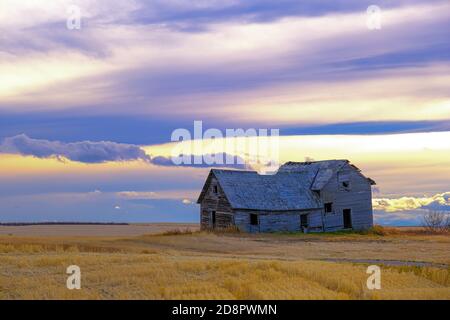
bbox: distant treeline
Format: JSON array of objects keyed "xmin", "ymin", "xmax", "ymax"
[{"xmin": 0, "ymin": 222, "xmax": 130, "ymax": 226}]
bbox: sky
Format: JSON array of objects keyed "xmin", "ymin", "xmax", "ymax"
[{"xmin": 0, "ymin": 0, "xmax": 449, "ymax": 225}]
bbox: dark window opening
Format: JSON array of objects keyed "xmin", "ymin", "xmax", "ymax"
[
  {"xmin": 300, "ymin": 215, "xmax": 308, "ymax": 228},
  {"xmin": 338, "ymin": 173, "xmax": 351, "ymax": 190},
  {"xmin": 213, "ymin": 185, "xmax": 218, "ymax": 194},
  {"xmin": 325, "ymin": 202, "xmax": 333, "ymax": 213},
  {"xmin": 250, "ymin": 214, "xmax": 258, "ymax": 226},
  {"xmin": 211, "ymin": 211, "xmax": 216, "ymax": 227}
]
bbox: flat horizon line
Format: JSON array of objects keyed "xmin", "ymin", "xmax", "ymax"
[{"xmin": 0, "ymin": 222, "xmax": 420, "ymax": 228}]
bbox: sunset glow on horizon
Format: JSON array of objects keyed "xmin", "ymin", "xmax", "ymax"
[{"xmin": 0, "ymin": 0, "xmax": 449, "ymax": 225}]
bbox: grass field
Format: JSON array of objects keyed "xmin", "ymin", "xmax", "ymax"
[{"xmin": 0, "ymin": 225, "xmax": 449, "ymax": 300}]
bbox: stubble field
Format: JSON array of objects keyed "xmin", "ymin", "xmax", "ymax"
[{"xmin": 0, "ymin": 225, "xmax": 449, "ymax": 300}]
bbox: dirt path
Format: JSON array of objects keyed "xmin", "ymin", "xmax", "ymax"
[{"xmin": 322, "ymin": 258, "xmax": 449, "ymax": 269}]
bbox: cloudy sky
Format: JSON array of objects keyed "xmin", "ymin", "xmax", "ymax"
[{"xmin": 0, "ymin": 0, "xmax": 449, "ymax": 225}]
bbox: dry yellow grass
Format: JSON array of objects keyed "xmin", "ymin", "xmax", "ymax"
[{"xmin": 0, "ymin": 229, "xmax": 449, "ymax": 300}]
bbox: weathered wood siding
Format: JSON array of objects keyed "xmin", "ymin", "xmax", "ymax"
[
  {"xmin": 234, "ymin": 209, "xmax": 323, "ymax": 233},
  {"xmin": 199, "ymin": 176, "xmax": 233, "ymax": 230},
  {"xmin": 307, "ymin": 209, "xmax": 325, "ymax": 232},
  {"xmin": 321, "ymin": 163, "xmax": 373, "ymax": 231}
]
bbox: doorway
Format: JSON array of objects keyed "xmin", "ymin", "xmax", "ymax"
[
  {"xmin": 300, "ymin": 214, "xmax": 308, "ymax": 231},
  {"xmin": 211, "ymin": 211, "xmax": 216, "ymax": 228},
  {"xmin": 343, "ymin": 209, "xmax": 352, "ymax": 229}
]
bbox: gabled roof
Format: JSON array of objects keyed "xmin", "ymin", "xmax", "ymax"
[
  {"xmin": 278, "ymin": 159, "xmax": 376, "ymax": 189},
  {"xmin": 278, "ymin": 159, "xmax": 349, "ymax": 190},
  {"xmin": 197, "ymin": 169, "xmax": 322, "ymax": 211},
  {"xmin": 197, "ymin": 160, "xmax": 375, "ymax": 211}
]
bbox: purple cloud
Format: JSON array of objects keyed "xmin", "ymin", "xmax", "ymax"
[
  {"xmin": 152, "ymin": 153, "xmax": 247, "ymax": 169},
  {"xmin": 0, "ymin": 134, "xmax": 151, "ymax": 163},
  {"xmin": 0, "ymin": 134, "xmax": 247, "ymax": 169}
]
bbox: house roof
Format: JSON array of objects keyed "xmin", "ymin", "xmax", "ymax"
[
  {"xmin": 197, "ymin": 169, "xmax": 322, "ymax": 211},
  {"xmin": 278, "ymin": 159, "xmax": 350, "ymax": 190},
  {"xmin": 197, "ymin": 160, "xmax": 375, "ymax": 211}
]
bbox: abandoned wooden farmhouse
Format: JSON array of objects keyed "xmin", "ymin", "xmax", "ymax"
[{"xmin": 197, "ymin": 160, "xmax": 376, "ymax": 233}]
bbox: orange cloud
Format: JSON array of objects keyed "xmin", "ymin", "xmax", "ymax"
[{"xmin": 373, "ymin": 192, "xmax": 450, "ymax": 212}]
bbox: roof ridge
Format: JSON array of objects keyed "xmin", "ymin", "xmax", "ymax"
[
  {"xmin": 211, "ymin": 168, "xmax": 257, "ymax": 174},
  {"xmin": 284, "ymin": 159, "xmax": 349, "ymax": 165}
]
